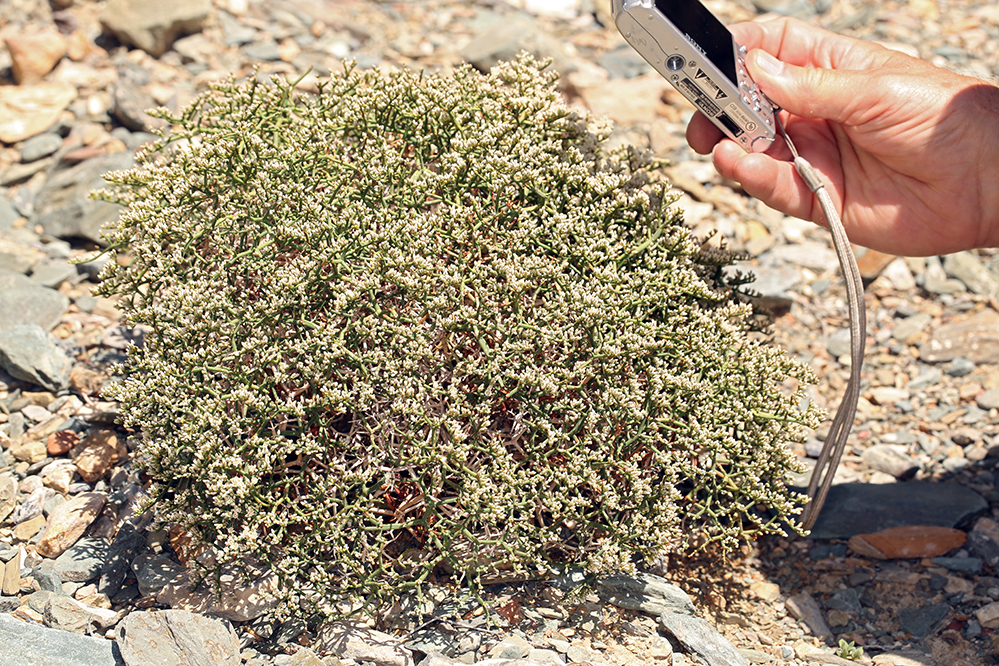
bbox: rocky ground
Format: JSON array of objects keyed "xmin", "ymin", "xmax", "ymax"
[{"xmin": 2, "ymin": 0, "xmax": 999, "ymax": 665}]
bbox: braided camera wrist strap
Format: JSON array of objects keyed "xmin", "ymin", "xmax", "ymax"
[{"xmin": 774, "ymin": 115, "xmax": 867, "ymax": 531}]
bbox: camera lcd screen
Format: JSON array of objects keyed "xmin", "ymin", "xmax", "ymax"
[{"xmin": 654, "ymin": 0, "xmax": 737, "ymax": 84}]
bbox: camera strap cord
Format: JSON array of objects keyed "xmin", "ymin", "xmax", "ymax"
[{"xmin": 774, "ymin": 114, "xmax": 867, "ymax": 531}]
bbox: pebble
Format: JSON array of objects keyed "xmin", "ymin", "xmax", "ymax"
[
  {"xmin": 847, "ymin": 525, "xmax": 967, "ymax": 559},
  {"xmin": 34, "ymin": 491, "xmax": 106, "ymax": 559}
]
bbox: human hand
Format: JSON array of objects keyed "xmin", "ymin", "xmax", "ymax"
[{"xmin": 685, "ymin": 17, "xmax": 999, "ymax": 256}]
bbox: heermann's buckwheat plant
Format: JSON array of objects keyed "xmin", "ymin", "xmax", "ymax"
[{"xmin": 96, "ymin": 55, "xmax": 820, "ymax": 615}]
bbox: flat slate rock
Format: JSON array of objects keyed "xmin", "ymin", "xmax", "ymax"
[
  {"xmin": 0, "ymin": 324, "xmax": 73, "ymax": 391},
  {"xmin": 804, "ymin": 482, "xmax": 988, "ymax": 540},
  {"xmin": 659, "ymin": 612, "xmax": 748, "ymax": 666},
  {"xmin": 594, "ymin": 572, "xmax": 697, "ymax": 616},
  {"xmin": 0, "ymin": 612, "xmax": 125, "ymax": 666},
  {"xmin": 33, "ymin": 152, "xmax": 133, "ymax": 246},
  {"xmin": 116, "ymin": 609, "xmax": 240, "ymax": 666},
  {"xmin": 0, "ymin": 270, "xmax": 69, "ymax": 332}
]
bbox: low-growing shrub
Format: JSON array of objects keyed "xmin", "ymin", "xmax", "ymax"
[{"xmin": 96, "ymin": 55, "xmax": 820, "ymax": 616}]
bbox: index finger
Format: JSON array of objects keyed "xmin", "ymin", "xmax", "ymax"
[{"xmin": 728, "ymin": 17, "xmax": 897, "ymax": 71}]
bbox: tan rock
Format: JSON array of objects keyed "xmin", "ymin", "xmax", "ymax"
[
  {"xmin": 785, "ymin": 592, "xmax": 833, "ymax": 639},
  {"xmin": 47, "ymin": 430, "xmax": 78, "ymax": 456},
  {"xmin": 10, "ymin": 438, "xmax": 48, "ymax": 463},
  {"xmin": 65, "ymin": 29, "xmax": 99, "ymax": 62},
  {"xmin": 5, "ymin": 31, "xmax": 67, "ymax": 84},
  {"xmin": 0, "ymin": 473, "xmax": 17, "ymax": 523},
  {"xmin": 40, "ymin": 460, "xmax": 77, "ymax": 494},
  {"xmin": 35, "ymin": 492, "xmax": 106, "ymax": 558},
  {"xmin": 750, "ymin": 581, "xmax": 781, "ymax": 602},
  {"xmin": 0, "ymin": 82, "xmax": 77, "ymax": 144},
  {"xmin": 12, "ymin": 514, "xmax": 47, "ymax": 542},
  {"xmin": 976, "ymin": 601, "xmax": 999, "ymax": 629},
  {"xmin": 577, "ymin": 72, "xmax": 674, "ymax": 125},
  {"xmin": 71, "ymin": 429, "xmax": 127, "ymax": 483},
  {"xmin": 2, "ymin": 547, "xmax": 25, "ymax": 595},
  {"xmin": 18, "ymin": 414, "xmax": 67, "ymax": 446},
  {"xmin": 848, "ymin": 525, "xmax": 966, "ymax": 559}
]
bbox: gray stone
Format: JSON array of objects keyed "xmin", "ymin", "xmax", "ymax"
[
  {"xmin": 0, "ymin": 325, "xmax": 73, "ymax": 391},
  {"xmin": 597, "ymin": 46, "xmax": 651, "ymax": 79},
  {"xmin": 860, "ymin": 444, "xmax": 918, "ymax": 478},
  {"xmin": 921, "ymin": 309, "xmax": 999, "ymax": 363},
  {"xmin": 947, "ymin": 356, "xmax": 976, "ymax": 377},
  {"xmin": 277, "ymin": 648, "xmax": 325, "ymax": 666},
  {"xmin": 0, "ymin": 242, "xmax": 41, "ymax": 274},
  {"xmin": 763, "ymin": 242, "xmax": 839, "ymax": 272},
  {"xmin": 924, "ymin": 256, "xmax": 966, "ymax": 294},
  {"xmin": 0, "ymin": 158, "xmax": 54, "ymax": 186},
  {"xmin": 313, "ymin": 621, "xmax": 415, "ymax": 666},
  {"xmin": 930, "ymin": 556, "xmax": 982, "ymax": 575},
  {"xmin": 944, "ymin": 251, "xmax": 999, "ymax": 297},
  {"xmin": 594, "ymin": 572, "xmax": 697, "ymax": 616},
  {"xmin": 241, "ymin": 39, "xmax": 282, "ymax": 61},
  {"xmin": 825, "ymin": 328, "xmax": 851, "ymax": 358},
  {"xmin": 977, "ymin": 388, "xmax": 999, "ymax": 410},
  {"xmin": 0, "ymin": 611, "xmax": 125, "ymax": 665},
  {"xmin": 750, "ymin": 0, "xmax": 817, "ymax": 19},
  {"xmin": 488, "ymin": 635, "xmax": 533, "ymax": 660},
  {"xmin": 897, "ymin": 604, "xmax": 950, "ymax": 639},
  {"xmin": 804, "ymin": 482, "xmax": 987, "ymax": 539},
  {"xmin": 11, "ymin": 486, "xmax": 57, "ymax": 525},
  {"xmin": 217, "ymin": 10, "xmax": 256, "ymax": 46},
  {"xmin": 53, "ymin": 537, "xmax": 109, "ymax": 583},
  {"xmin": 27, "ymin": 589, "xmax": 55, "ymax": 613},
  {"xmin": 132, "ymin": 551, "xmax": 187, "ymax": 596},
  {"xmin": 0, "ymin": 197, "xmax": 18, "ymax": 229},
  {"xmin": 32, "ymin": 566, "xmax": 63, "ymax": 592},
  {"xmin": 30, "ymin": 258, "xmax": 78, "ymax": 288},
  {"xmin": 907, "ymin": 366, "xmax": 943, "ymax": 391},
  {"xmin": 0, "ymin": 595, "xmax": 18, "ymax": 612},
  {"xmin": 20, "ymin": 133, "xmax": 63, "ymax": 163},
  {"xmin": 111, "ymin": 82, "xmax": 166, "ymax": 133},
  {"xmin": 784, "ymin": 592, "xmax": 833, "ymax": 640},
  {"xmin": 525, "ymin": 648, "xmax": 562, "ymax": 664},
  {"xmin": 117, "ymin": 609, "xmax": 240, "ymax": 666},
  {"xmin": 741, "ymin": 264, "xmax": 801, "ymax": 311},
  {"xmin": 99, "ymin": 0, "xmax": 212, "ymax": 57},
  {"xmin": 460, "ymin": 13, "xmax": 575, "ymax": 76},
  {"xmin": 659, "ymin": 612, "xmax": 748, "ymax": 666},
  {"xmin": 99, "ymin": 516, "xmax": 149, "ymax": 597},
  {"xmin": 0, "ymin": 269, "xmax": 69, "ymax": 332},
  {"xmin": 892, "ymin": 312, "xmax": 932, "ymax": 342},
  {"xmin": 33, "ymin": 152, "xmax": 133, "ymax": 246},
  {"xmin": 825, "ymin": 588, "xmax": 863, "ymax": 614}
]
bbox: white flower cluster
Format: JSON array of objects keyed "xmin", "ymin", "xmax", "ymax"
[{"xmin": 96, "ymin": 55, "xmax": 821, "ymax": 617}]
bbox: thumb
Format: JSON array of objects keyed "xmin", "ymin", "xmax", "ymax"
[{"xmin": 747, "ymin": 49, "xmax": 865, "ymax": 125}]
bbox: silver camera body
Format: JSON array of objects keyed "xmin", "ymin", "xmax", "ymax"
[{"xmin": 611, "ymin": 0, "xmax": 776, "ymax": 153}]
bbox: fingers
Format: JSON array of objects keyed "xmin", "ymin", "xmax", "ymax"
[
  {"xmin": 711, "ymin": 141, "xmax": 819, "ymax": 223},
  {"xmin": 687, "ymin": 111, "xmax": 816, "ymax": 221},
  {"xmin": 728, "ymin": 17, "xmax": 898, "ymax": 70},
  {"xmin": 686, "ymin": 112, "xmax": 723, "ymax": 155}
]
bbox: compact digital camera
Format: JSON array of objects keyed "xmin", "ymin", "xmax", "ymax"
[{"xmin": 611, "ymin": 0, "xmax": 777, "ymax": 152}]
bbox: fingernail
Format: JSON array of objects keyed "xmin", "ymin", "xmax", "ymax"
[{"xmin": 753, "ymin": 50, "xmax": 784, "ymax": 77}]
